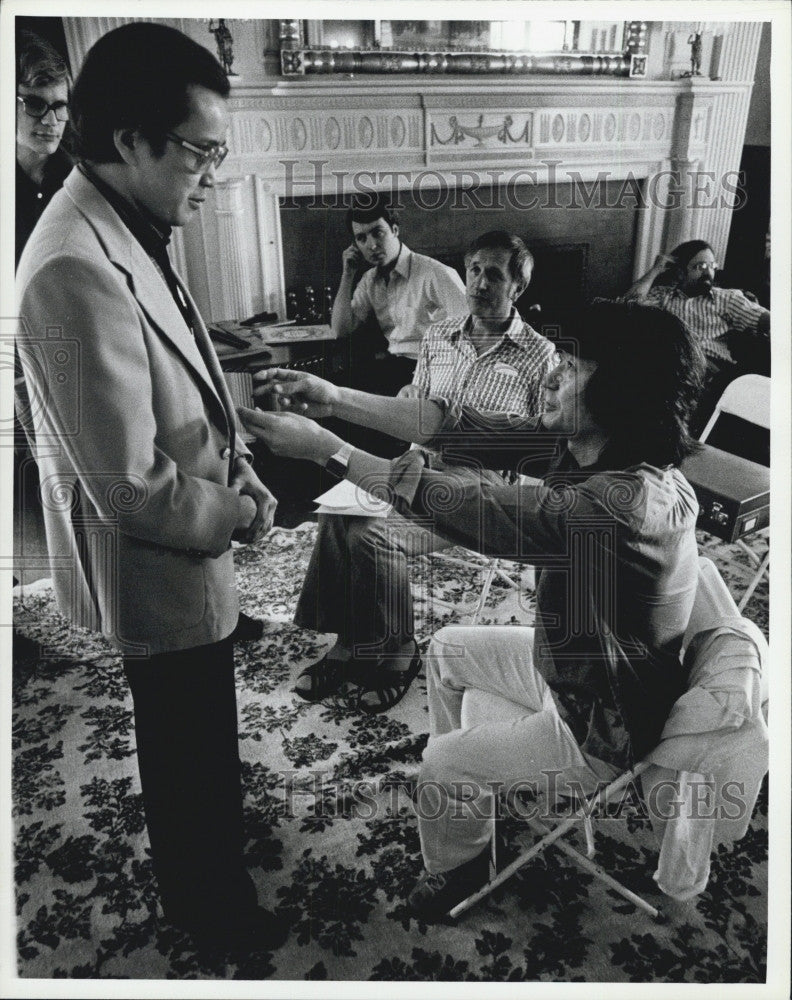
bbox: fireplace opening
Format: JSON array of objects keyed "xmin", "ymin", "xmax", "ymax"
[{"xmin": 279, "ymin": 178, "xmax": 642, "ymax": 320}]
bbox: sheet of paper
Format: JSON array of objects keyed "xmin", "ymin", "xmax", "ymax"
[{"xmin": 314, "ymin": 480, "xmax": 392, "ymax": 517}]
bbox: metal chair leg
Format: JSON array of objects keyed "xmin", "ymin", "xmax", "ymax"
[
  {"xmin": 449, "ymin": 764, "xmax": 649, "ymax": 919},
  {"xmin": 737, "ymin": 551, "xmax": 770, "ymax": 612},
  {"xmin": 470, "ymin": 564, "xmax": 497, "ymax": 625},
  {"xmin": 524, "ymin": 816, "xmax": 659, "ymax": 917}
]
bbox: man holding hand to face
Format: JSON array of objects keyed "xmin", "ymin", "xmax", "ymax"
[
  {"xmin": 331, "ymin": 193, "xmax": 467, "ymax": 397},
  {"xmin": 622, "ymin": 239, "xmax": 770, "ymax": 430}
]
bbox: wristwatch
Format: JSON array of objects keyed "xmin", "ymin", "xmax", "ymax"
[{"xmin": 325, "ymin": 441, "xmax": 355, "ymax": 478}]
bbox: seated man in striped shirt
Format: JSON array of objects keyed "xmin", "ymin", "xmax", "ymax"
[
  {"xmin": 623, "ymin": 239, "xmax": 769, "ymax": 430},
  {"xmin": 291, "ymin": 230, "xmax": 556, "ymax": 711}
]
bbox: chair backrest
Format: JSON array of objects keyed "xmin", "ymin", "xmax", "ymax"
[{"xmin": 699, "ymin": 373, "xmax": 771, "ymax": 444}]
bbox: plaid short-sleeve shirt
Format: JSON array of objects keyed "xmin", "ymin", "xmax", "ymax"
[
  {"xmin": 413, "ymin": 311, "xmax": 556, "ymax": 416},
  {"xmin": 644, "ymin": 286, "xmax": 766, "ymax": 364}
]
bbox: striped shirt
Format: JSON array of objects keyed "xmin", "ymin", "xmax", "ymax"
[
  {"xmin": 351, "ymin": 244, "xmax": 467, "ymax": 360},
  {"xmin": 643, "ymin": 286, "xmax": 766, "ymax": 364},
  {"xmin": 413, "ymin": 310, "xmax": 556, "ymax": 416}
]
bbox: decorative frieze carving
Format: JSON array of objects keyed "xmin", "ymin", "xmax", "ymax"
[
  {"xmin": 535, "ymin": 108, "xmax": 670, "ymax": 147},
  {"xmin": 429, "ymin": 113, "xmax": 532, "ymax": 148},
  {"xmin": 229, "ymin": 106, "xmax": 423, "ymax": 157}
]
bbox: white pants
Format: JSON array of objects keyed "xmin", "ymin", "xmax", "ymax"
[{"xmin": 417, "ymin": 626, "xmax": 618, "ymax": 873}]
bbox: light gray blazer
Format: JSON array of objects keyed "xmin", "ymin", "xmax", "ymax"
[{"xmin": 17, "ymin": 168, "xmax": 252, "ymax": 655}]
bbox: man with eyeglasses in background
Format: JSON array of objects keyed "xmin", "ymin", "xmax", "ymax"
[
  {"xmin": 622, "ymin": 239, "xmax": 770, "ymax": 431},
  {"xmin": 15, "ymin": 22, "xmax": 284, "ymax": 954},
  {"xmin": 14, "ymin": 31, "xmax": 74, "ymax": 616},
  {"xmin": 16, "ymin": 30, "xmax": 73, "ymax": 266}
]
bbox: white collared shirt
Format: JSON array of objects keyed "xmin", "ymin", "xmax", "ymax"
[{"xmin": 351, "ymin": 243, "xmax": 467, "ymax": 359}]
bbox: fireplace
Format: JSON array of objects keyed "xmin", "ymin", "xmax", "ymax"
[
  {"xmin": 157, "ymin": 72, "xmax": 763, "ymax": 326},
  {"xmin": 279, "ymin": 178, "xmax": 641, "ymax": 320}
]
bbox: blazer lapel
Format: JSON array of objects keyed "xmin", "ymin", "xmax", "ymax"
[
  {"xmin": 64, "ymin": 170, "xmax": 227, "ymax": 418},
  {"xmin": 173, "ymin": 270, "xmax": 237, "ymax": 449}
]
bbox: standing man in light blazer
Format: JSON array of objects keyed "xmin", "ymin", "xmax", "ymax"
[{"xmin": 16, "ymin": 23, "xmax": 283, "ymax": 953}]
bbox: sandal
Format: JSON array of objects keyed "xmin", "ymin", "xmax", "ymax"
[
  {"xmin": 347, "ymin": 643, "xmax": 422, "ymax": 715},
  {"xmin": 293, "ymin": 654, "xmax": 345, "ymax": 702}
]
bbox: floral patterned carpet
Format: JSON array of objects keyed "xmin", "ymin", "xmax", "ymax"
[{"xmin": 10, "ymin": 522, "xmax": 769, "ymax": 982}]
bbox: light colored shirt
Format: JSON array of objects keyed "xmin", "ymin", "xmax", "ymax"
[
  {"xmin": 642, "ymin": 286, "xmax": 767, "ymax": 364},
  {"xmin": 351, "ymin": 244, "xmax": 467, "ymax": 359},
  {"xmin": 413, "ymin": 310, "xmax": 555, "ymax": 416}
]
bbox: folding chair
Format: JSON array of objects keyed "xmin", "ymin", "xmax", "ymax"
[
  {"xmin": 449, "ymin": 556, "xmax": 769, "ymax": 920},
  {"xmin": 420, "ymin": 549, "xmax": 530, "ymax": 625},
  {"xmin": 698, "ymin": 374, "xmax": 770, "ymax": 612}
]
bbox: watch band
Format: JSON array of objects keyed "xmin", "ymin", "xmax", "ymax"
[{"xmin": 325, "ymin": 441, "xmax": 355, "ymax": 478}]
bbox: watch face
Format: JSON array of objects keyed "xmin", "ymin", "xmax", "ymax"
[
  {"xmin": 325, "ymin": 457, "xmax": 346, "ymax": 479},
  {"xmin": 326, "ymin": 443, "xmax": 353, "ymax": 478}
]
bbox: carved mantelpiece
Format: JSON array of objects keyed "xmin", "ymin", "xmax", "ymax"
[
  {"xmin": 189, "ymin": 74, "xmax": 758, "ymax": 322},
  {"xmin": 56, "ymin": 18, "xmax": 763, "ymax": 325},
  {"xmin": 223, "ymin": 80, "xmax": 701, "ymax": 185}
]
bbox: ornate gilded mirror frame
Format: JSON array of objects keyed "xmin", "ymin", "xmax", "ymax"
[{"xmin": 279, "ymin": 19, "xmax": 649, "ymax": 78}]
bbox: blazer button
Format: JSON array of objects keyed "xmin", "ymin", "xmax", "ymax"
[{"xmin": 220, "ymin": 446, "xmax": 232, "ymax": 460}]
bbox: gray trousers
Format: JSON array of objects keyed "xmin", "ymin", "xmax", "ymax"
[{"xmin": 294, "ymin": 510, "xmax": 452, "ymax": 660}]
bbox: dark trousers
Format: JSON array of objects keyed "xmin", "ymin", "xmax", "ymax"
[
  {"xmin": 346, "ymin": 352, "xmax": 418, "ymax": 458},
  {"xmin": 124, "ymin": 637, "xmax": 256, "ymax": 930}
]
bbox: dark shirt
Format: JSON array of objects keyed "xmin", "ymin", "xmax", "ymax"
[
  {"xmin": 77, "ymin": 163, "xmax": 194, "ymax": 333},
  {"xmin": 389, "ymin": 401, "xmax": 700, "ymax": 769},
  {"xmin": 15, "ymin": 146, "xmax": 73, "ymax": 267}
]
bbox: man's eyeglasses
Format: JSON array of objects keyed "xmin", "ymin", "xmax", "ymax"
[
  {"xmin": 166, "ymin": 132, "xmax": 228, "ymax": 172},
  {"xmin": 17, "ymin": 94, "xmax": 69, "ymax": 122},
  {"xmin": 689, "ymin": 260, "xmax": 718, "ymax": 272}
]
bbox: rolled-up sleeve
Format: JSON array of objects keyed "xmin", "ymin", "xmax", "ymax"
[{"xmin": 723, "ymin": 289, "xmax": 767, "ymax": 333}]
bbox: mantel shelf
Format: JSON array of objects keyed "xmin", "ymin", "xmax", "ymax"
[{"xmin": 236, "ymin": 77, "xmax": 753, "ymax": 102}]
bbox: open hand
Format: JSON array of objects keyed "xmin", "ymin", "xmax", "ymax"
[
  {"xmin": 237, "ymin": 407, "xmax": 342, "ymax": 465},
  {"xmin": 653, "ymin": 253, "xmax": 675, "ymax": 271},
  {"xmin": 252, "ymin": 368, "xmax": 340, "ymax": 418}
]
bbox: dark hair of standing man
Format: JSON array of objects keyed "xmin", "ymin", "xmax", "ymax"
[{"xmin": 70, "ymin": 22, "xmax": 230, "ymax": 164}]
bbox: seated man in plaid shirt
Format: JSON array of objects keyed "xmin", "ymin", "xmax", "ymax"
[
  {"xmin": 291, "ymin": 230, "xmax": 556, "ymax": 711},
  {"xmin": 623, "ymin": 239, "xmax": 770, "ymax": 430}
]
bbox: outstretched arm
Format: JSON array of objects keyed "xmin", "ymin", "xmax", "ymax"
[
  {"xmin": 243, "ymin": 375, "xmax": 558, "ymax": 479},
  {"xmin": 236, "ymin": 405, "xmax": 593, "ymax": 564},
  {"xmin": 253, "ymin": 368, "xmax": 446, "ymax": 444}
]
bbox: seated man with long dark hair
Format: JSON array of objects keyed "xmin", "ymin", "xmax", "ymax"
[{"xmin": 239, "ymin": 301, "xmax": 705, "ymax": 918}]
